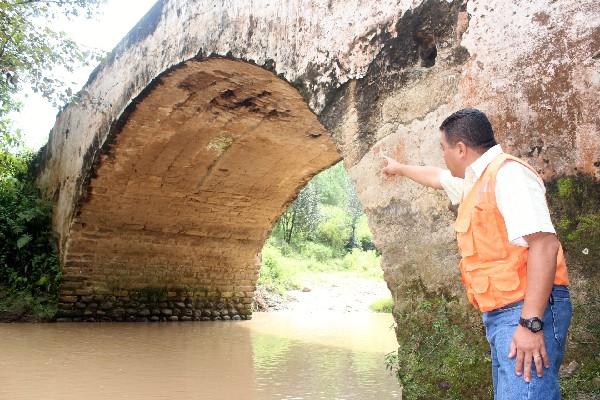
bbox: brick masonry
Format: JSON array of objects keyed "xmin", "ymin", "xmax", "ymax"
[{"xmin": 54, "ymin": 59, "xmax": 340, "ymax": 321}]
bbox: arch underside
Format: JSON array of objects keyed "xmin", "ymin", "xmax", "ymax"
[{"xmin": 58, "ymin": 58, "xmax": 340, "ymax": 321}]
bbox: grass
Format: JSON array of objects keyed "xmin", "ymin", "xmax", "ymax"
[
  {"xmin": 369, "ymin": 297, "xmax": 394, "ymax": 313},
  {"xmin": 258, "ymin": 242, "xmax": 383, "ymax": 295}
]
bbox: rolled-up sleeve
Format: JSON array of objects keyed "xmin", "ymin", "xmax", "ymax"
[{"xmin": 439, "ymin": 169, "xmax": 464, "ymax": 205}]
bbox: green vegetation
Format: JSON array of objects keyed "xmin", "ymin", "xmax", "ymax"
[
  {"xmin": 0, "ymin": 287, "xmax": 57, "ymax": 322},
  {"xmin": 369, "ymin": 297, "xmax": 393, "ymax": 313},
  {"xmin": 0, "ymin": 0, "xmax": 105, "ymax": 321},
  {"xmin": 258, "ymin": 241, "xmax": 382, "ymax": 295},
  {"xmin": 385, "ymin": 279, "xmax": 492, "ymax": 399},
  {"xmin": 547, "ymin": 175, "xmax": 600, "ymax": 399},
  {"xmin": 258, "ymin": 161, "xmax": 382, "ymax": 294},
  {"xmin": 0, "ymin": 133, "xmax": 60, "ymax": 320},
  {"xmin": 1, "ymin": 0, "xmax": 105, "ymax": 140}
]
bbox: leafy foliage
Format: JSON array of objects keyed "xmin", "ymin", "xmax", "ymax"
[
  {"xmin": 0, "ymin": 0, "xmax": 107, "ymax": 321},
  {"xmin": 0, "ymin": 138, "xmax": 60, "ymax": 294},
  {"xmin": 0, "ymin": 0, "xmax": 108, "ymax": 294},
  {"xmin": 277, "ymin": 180, "xmax": 321, "ymax": 243},
  {"xmin": 257, "ymin": 244, "xmax": 302, "ymax": 294},
  {"xmin": 257, "ymin": 242, "xmax": 383, "ymax": 295},
  {"xmin": 0, "ymin": 0, "xmax": 105, "ymax": 138},
  {"xmin": 271, "ymin": 161, "xmax": 378, "ymax": 255}
]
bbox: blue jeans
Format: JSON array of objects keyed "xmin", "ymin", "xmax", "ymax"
[{"xmin": 482, "ymin": 285, "xmax": 572, "ymax": 400}]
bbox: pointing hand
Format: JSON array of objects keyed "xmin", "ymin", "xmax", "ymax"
[{"xmin": 381, "ymin": 155, "xmax": 403, "ymax": 178}]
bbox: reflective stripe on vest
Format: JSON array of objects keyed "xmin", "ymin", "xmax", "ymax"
[{"xmin": 454, "ymin": 153, "xmax": 569, "ymax": 312}]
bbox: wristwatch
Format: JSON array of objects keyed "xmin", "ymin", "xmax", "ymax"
[{"xmin": 519, "ymin": 316, "xmax": 544, "ymax": 333}]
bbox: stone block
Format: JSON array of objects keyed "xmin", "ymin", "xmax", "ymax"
[{"xmin": 59, "ymin": 295, "xmax": 78, "ymax": 303}]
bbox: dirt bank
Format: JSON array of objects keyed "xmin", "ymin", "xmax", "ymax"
[{"xmin": 254, "ymin": 272, "xmax": 391, "ymax": 313}]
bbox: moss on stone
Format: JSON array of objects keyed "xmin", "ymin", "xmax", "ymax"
[
  {"xmin": 556, "ymin": 176, "xmax": 576, "ymax": 199},
  {"xmin": 138, "ymin": 287, "xmax": 168, "ymax": 303},
  {"xmin": 206, "ymin": 135, "xmax": 233, "ymax": 154},
  {"xmin": 388, "ymin": 278, "xmax": 492, "ymax": 399},
  {"xmin": 546, "ymin": 174, "xmax": 600, "ymax": 399}
]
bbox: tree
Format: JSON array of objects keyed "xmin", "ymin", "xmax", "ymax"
[
  {"xmin": 277, "ymin": 181, "xmax": 322, "ymax": 244},
  {"xmin": 344, "ymin": 176, "xmax": 364, "ymax": 251},
  {"xmin": 311, "ymin": 161, "xmax": 347, "ymax": 206},
  {"xmin": 0, "ymin": 0, "xmax": 105, "ymax": 146}
]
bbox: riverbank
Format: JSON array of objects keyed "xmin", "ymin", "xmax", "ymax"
[
  {"xmin": 0, "ymin": 287, "xmax": 57, "ymax": 322},
  {"xmin": 253, "ymin": 271, "xmax": 392, "ymax": 314},
  {"xmin": 1, "ymin": 271, "xmax": 392, "ymax": 322}
]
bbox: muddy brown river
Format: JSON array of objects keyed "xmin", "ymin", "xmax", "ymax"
[{"xmin": 0, "ymin": 311, "xmax": 401, "ymax": 399}]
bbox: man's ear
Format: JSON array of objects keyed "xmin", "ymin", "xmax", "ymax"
[{"xmin": 456, "ymin": 141, "xmax": 467, "ymax": 158}]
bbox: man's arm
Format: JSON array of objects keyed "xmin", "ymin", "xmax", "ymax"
[
  {"xmin": 509, "ymin": 232, "xmax": 559, "ymax": 382},
  {"xmin": 496, "ymin": 161, "xmax": 561, "ymax": 381},
  {"xmin": 381, "ymin": 155, "xmax": 444, "ymax": 189}
]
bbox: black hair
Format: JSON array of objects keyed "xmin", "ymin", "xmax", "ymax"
[{"xmin": 439, "ymin": 108, "xmax": 497, "ymax": 151}]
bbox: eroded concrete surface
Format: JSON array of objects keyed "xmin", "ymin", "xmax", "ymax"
[{"xmin": 35, "ymin": 0, "xmax": 599, "ymax": 320}]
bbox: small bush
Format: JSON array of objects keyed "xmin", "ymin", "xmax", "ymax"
[
  {"xmin": 315, "ymin": 206, "xmax": 351, "ymax": 255},
  {"xmin": 300, "ymin": 241, "xmax": 334, "ymax": 262},
  {"xmin": 369, "ymin": 297, "xmax": 393, "ymax": 313},
  {"xmin": 355, "ymin": 214, "xmax": 378, "ymax": 252},
  {"xmin": 341, "ymin": 248, "xmax": 382, "ymax": 278},
  {"xmin": 258, "ymin": 244, "xmax": 301, "ymax": 294}
]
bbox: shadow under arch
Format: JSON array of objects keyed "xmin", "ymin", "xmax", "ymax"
[{"xmin": 59, "ymin": 57, "xmax": 341, "ymax": 321}]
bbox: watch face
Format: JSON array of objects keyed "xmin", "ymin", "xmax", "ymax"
[{"xmin": 530, "ymin": 319, "xmax": 543, "ymax": 332}]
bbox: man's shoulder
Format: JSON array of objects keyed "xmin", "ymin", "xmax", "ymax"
[
  {"xmin": 497, "ymin": 159, "xmax": 545, "ymax": 191},
  {"xmin": 497, "ymin": 153, "xmax": 538, "ymax": 173}
]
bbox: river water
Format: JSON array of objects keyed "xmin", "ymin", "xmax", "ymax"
[{"xmin": 0, "ymin": 311, "xmax": 401, "ymax": 400}]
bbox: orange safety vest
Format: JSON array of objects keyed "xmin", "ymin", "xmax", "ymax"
[{"xmin": 454, "ymin": 153, "xmax": 569, "ymax": 312}]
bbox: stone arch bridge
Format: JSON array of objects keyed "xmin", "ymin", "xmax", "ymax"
[{"xmin": 35, "ymin": 0, "xmax": 599, "ymax": 321}]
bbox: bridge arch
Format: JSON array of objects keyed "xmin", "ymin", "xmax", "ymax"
[{"xmin": 56, "ymin": 57, "xmax": 340, "ymax": 320}]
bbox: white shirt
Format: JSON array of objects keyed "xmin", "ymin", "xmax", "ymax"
[{"xmin": 439, "ymin": 145, "xmax": 556, "ymax": 247}]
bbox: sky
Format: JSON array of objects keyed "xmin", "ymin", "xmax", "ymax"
[{"xmin": 12, "ymin": 0, "xmax": 157, "ymax": 151}]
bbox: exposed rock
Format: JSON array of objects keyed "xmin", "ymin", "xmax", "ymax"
[{"xmin": 560, "ymin": 360, "xmax": 580, "ymax": 378}]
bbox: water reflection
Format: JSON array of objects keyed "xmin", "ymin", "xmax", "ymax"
[{"xmin": 0, "ymin": 312, "xmax": 400, "ymax": 400}]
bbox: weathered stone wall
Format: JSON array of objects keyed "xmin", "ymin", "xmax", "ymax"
[
  {"xmin": 35, "ymin": 0, "xmax": 599, "ymax": 363},
  {"xmin": 51, "ymin": 58, "xmax": 341, "ymax": 321}
]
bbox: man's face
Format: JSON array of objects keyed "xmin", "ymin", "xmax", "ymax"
[{"xmin": 440, "ymin": 131, "xmax": 465, "ymax": 178}]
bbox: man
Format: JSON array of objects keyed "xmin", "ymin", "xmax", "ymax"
[{"xmin": 381, "ymin": 108, "xmax": 572, "ymax": 399}]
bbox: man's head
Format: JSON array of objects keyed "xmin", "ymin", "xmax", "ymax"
[{"xmin": 439, "ymin": 108, "xmax": 497, "ymax": 178}]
